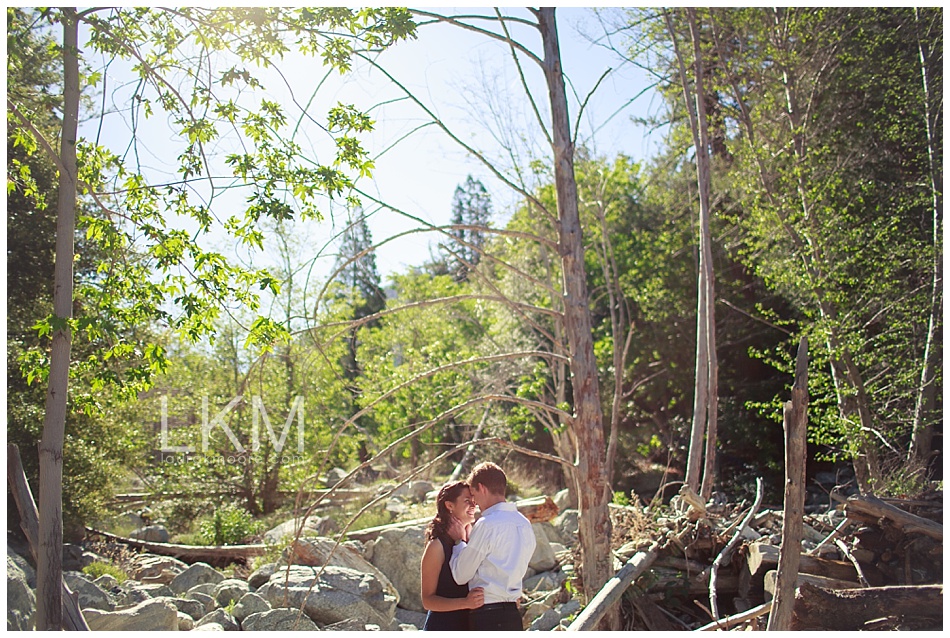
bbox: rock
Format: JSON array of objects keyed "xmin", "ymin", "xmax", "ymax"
[
  {"xmin": 408, "ymin": 481, "xmax": 435, "ymax": 503},
  {"xmin": 554, "ymin": 509, "xmax": 579, "ymax": 546},
  {"xmin": 151, "ymin": 596, "xmax": 207, "ymax": 621},
  {"xmin": 195, "ymin": 608, "xmax": 239, "ymax": 631},
  {"xmin": 558, "ymin": 599, "xmax": 581, "ymax": 618},
  {"xmin": 368, "ymin": 524, "xmax": 426, "ymax": 612},
  {"xmin": 132, "ymin": 554, "xmax": 187, "ymax": 584},
  {"xmin": 186, "ymin": 591, "xmax": 214, "ymax": 615},
  {"xmin": 178, "ymin": 610, "xmax": 195, "ymax": 630},
  {"xmin": 64, "ymin": 571, "xmax": 114, "ymax": 611},
  {"xmin": 129, "ymin": 525, "xmax": 171, "ymax": 543},
  {"xmin": 554, "ymin": 488, "xmax": 574, "ymax": 511},
  {"xmin": 62, "ymin": 543, "xmax": 89, "ymax": 571},
  {"xmin": 113, "ymin": 583, "xmax": 152, "ymax": 608},
  {"xmin": 212, "ymin": 579, "xmax": 250, "ymax": 608},
  {"xmin": 7, "ymin": 554, "xmax": 35, "ymax": 631},
  {"xmin": 523, "ymin": 569, "xmax": 565, "ymax": 593},
  {"xmin": 129, "ymin": 581, "xmax": 175, "ymax": 599},
  {"xmin": 258, "ymin": 564, "xmax": 397, "ymax": 629},
  {"xmin": 231, "ymin": 591, "xmax": 270, "ymax": 623},
  {"xmin": 83, "ymin": 598, "xmax": 179, "ymax": 631},
  {"xmin": 194, "ymin": 622, "xmax": 225, "ymax": 631},
  {"xmin": 241, "ymin": 608, "xmax": 319, "ymax": 631},
  {"xmin": 7, "ymin": 547, "xmax": 35, "ymax": 588},
  {"xmin": 323, "ymin": 618, "xmax": 381, "ymax": 631},
  {"xmin": 326, "ymin": 467, "xmax": 348, "ymax": 485},
  {"xmin": 247, "ymin": 563, "xmax": 279, "ymax": 590},
  {"xmin": 394, "ymin": 607, "xmax": 428, "ymax": 630},
  {"xmin": 528, "ymin": 608, "xmax": 561, "ymax": 631},
  {"xmin": 93, "ymin": 573, "xmax": 120, "ymax": 591},
  {"xmin": 188, "ymin": 582, "xmax": 218, "ymax": 596},
  {"xmin": 385, "ymin": 497, "xmax": 409, "ymax": 516},
  {"xmin": 282, "ymin": 537, "xmax": 397, "ymax": 601},
  {"xmin": 263, "ymin": 516, "xmax": 339, "ymax": 543},
  {"xmin": 528, "ymin": 523, "xmax": 558, "ymax": 572},
  {"xmin": 169, "ymin": 562, "xmax": 226, "ymax": 594}
]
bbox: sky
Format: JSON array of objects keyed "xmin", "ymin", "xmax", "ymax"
[{"xmin": 82, "ymin": 7, "xmax": 665, "ymax": 285}]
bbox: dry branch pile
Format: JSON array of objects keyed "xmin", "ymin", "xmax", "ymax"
[{"xmin": 596, "ymin": 486, "xmax": 943, "ymax": 631}]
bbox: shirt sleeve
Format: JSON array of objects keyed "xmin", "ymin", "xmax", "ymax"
[{"xmin": 449, "ymin": 519, "xmax": 491, "ymax": 585}]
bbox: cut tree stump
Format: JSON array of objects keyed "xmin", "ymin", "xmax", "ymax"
[{"xmin": 790, "ymin": 582, "xmax": 943, "ymax": 630}]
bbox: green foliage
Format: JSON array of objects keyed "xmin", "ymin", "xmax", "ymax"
[
  {"xmin": 198, "ymin": 503, "xmax": 263, "ymax": 546},
  {"xmin": 612, "ymin": 491, "xmax": 631, "ymax": 507},
  {"xmin": 82, "ymin": 561, "xmax": 128, "ymax": 583}
]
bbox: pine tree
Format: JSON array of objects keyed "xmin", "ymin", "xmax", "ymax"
[{"xmin": 447, "ymin": 175, "xmax": 492, "ymax": 281}]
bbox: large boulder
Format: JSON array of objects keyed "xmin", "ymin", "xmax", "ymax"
[
  {"xmin": 257, "ymin": 564, "xmax": 397, "ymax": 629},
  {"xmin": 554, "ymin": 509, "xmax": 579, "ymax": 546},
  {"xmin": 169, "ymin": 562, "xmax": 226, "ymax": 594},
  {"xmin": 212, "ymin": 579, "xmax": 250, "ymax": 608},
  {"xmin": 129, "ymin": 525, "xmax": 170, "ymax": 543},
  {"xmin": 63, "ymin": 571, "xmax": 114, "ymax": 611},
  {"xmin": 241, "ymin": 609, "xmax": 319, "ymax": 631},
  {"xmin": 528, "ymin": 523, "xmax": 558, "ymax": 572},
  {"xmin": 367, "ymin": 524, "xmax": 426, "ymax": 612},
  {"xmin": 7, "ymin": 554, "xmax": 35, "ymax": 631},
  {"xmin": 195, "ymin": 608, "xmax": 239, "ymax": 631},
  {"xmin": 8, "ymin": 547, "xmax": 35, "ymax": 587},
  {"xmin": 231, "ymin": 592, "xmax": 270, "ymax": 623},
  {"xmin": 132, "ymin": 554, "xmax": 187, "ymax": 584},
  {"xmin": 281, "ymin": 537, "xmax": 397, "ymax": 600},
  {"xmin": 83, "ymin": 598, "xmax": 179, "ymax": 631},
  {"xmin": 151, "ymin": 596, "xmax": 207, "ymax": 621},
  {"xmin": 263, "ymin": 516, "xmax": 338, "ymax": 543},
  {"xmin": 247, "ymin": 563, "xmax": 278, "ymax": 590}
]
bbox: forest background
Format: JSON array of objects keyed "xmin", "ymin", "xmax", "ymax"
[{"xmin": 5, "ymin": 5, "xmax": 943, "ymax": 626}]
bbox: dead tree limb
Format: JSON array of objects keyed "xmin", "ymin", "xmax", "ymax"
[
  {"xmin": 709, "ymin": 476, "xmax": 763, "ymax": 620},
  {"xmin": 696, "ymin": 600, "xmax": 772, "ymax": 631},
  {"xmin": 766, "ymin": 336, "xmax": 808, "ymax": 631},
  {"xmin": 7, "ymin": 444, "xmax": 89, "ymax": 630},
  {"xmin": 845, "ymin": 494, "xmax": 943, "ymax": 541},
  {"xmin": 565, "ymin": 544, "xmax": 659, "ymax": 631},
  {"xmin": 790, "ymin": 583, "xmax": 943, "ymax": 630}
]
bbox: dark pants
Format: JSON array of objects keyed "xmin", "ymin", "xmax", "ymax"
[
  {"xmin": 469, "ymin": 602, "xmax": 522, "ymax": 631},
  {"xmin": 423, "ymin": 609, "xmax": 468, "ymax": 631}
]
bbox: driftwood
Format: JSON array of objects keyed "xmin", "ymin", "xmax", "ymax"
[
  {"xmin": 709, "ymin": 477, "xmax": 763, "ymax": 620},
  {"xmin": 746, "ymin": 541, "xmax": 862, "ymax": 582},
  {"xmin": 766, "ymin": 336, "xmax": 808, "ymax": 631},
  {"xmin": 7, "ymin": 444, "xmax": 90, "ymax": 630},
  {"xmin": 845, "ymin": 493, "xmax": 943, "ymax": 541},
  {"xmin": 85, "ymin": 527, "xmax": 267, "ymax": 566},
  {"xmin": 345, "ymin": 495, "xmax": 559, "ymax": 542},
  {"xmin": 696, "ymin": 600, "xmax": 772, "ymax": 631},
  {"xmin": 565, "ymin": 544, "xmax": 659, "ymax": 631},
  {"xmin": 764, "ymin": 569, "xmax": 860, "ymax": 597},
  {"xmin": 790, "ymin": 582, "xmax": 943, "ymax": 630}
]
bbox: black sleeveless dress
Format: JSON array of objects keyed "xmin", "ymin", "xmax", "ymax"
[{"xmin": 422, "ymin": 535, "xmax": 469, "ymax": 631}]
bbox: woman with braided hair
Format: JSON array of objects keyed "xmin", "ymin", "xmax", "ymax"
[{"xmin": 420, "ymin": 480, "xmax": 484, "ymax": 630}]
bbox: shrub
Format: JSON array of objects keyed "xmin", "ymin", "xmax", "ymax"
[
  {"xmin": 198, "ymin": 503, "xmax": 262, "ymax": 546},
  {"xmin": 82, "ymin": 561, "xmax": 128, "ymax": 583}
]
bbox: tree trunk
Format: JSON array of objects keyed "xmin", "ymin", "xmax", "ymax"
[
  {"xmin": 766, "ymin": 336, "xmax": 808, "ymax": 631},
  {"xmin": 536, "ymin": 7, "xmax": 613, "ymax": 627},
  {"xmin": 790, "ymin": 583, "xmax": 943, "ymax": 631},
  {"xmin": 36, "ymin": 10, "xmax": 79, "ymax": 630},
  {"xmin": 908, "ymin": 7, "xmax": 941, "ymax": 467}
]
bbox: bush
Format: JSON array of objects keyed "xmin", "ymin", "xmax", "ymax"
[
  {"xmin": 198, "ymin": 503, "xmax": 262, "ymax": 546},
  {"xmin": 82, "ymin": 561, "xmax": 128, "ymax": 583}
]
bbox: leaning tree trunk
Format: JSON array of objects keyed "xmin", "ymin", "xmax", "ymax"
[
  {"xmin": 537, "ymin": 7, "xmax": 614, "ymax": 628},
  {"xmin": 36, "ymin": 9, "xmax": 79, "ymax": 630}
]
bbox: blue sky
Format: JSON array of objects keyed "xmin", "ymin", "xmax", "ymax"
[{"xmin": 81, "ymin": 7, "xmax": 663, "ymax": 284}]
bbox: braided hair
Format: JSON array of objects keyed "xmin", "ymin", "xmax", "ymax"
[{"xmin": 424, "ymin": 480, "xmax": 469, "ymax": 542}]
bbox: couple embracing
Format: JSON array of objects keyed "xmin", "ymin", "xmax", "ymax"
[{"xmin": 420, "ymin": 462, "xmax": 537, "ymax": 631}]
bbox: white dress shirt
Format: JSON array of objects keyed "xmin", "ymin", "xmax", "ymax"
[{"xmin": 449, "ymin": 501, "xmax": 536, "ymax": 604}]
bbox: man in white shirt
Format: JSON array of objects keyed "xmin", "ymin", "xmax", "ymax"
[{"xmin": 448, "ymin": 461, "xmax": 536, "ymax": 631}]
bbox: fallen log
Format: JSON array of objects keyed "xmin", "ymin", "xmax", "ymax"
[
  {"xmin": 746, "ymin": 541, "xmax": 863, "ymax": 582},
  {"xmin": 85, "ymin": 528, "xmax": 267, "ymax": 566},
  {"xmin": 345, "ymin": 495, "xmax": 559, "ymax": 542},
  {"xmin": 8, "ymin": 444, "xmax": 90, "ymax": 630},
  {"xmin": 845, "ymin": 494, "xmax": 943, "ymax": 541},
  {"xmin": 790, "ymin": 582, "xmax": 943, "ymax": 630},
  {"xmin": 565, "ymin": 544, "xmax": 659, "ymax": 631},
  {"xmin": 764, "ymin": 570, "xmax": 861, "ymax": 598}
]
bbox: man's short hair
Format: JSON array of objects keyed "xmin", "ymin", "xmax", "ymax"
[{"xmin": 468, "ymin": 461, "xmax": 507, "ymax": 496}]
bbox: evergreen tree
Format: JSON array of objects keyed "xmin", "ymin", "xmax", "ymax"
[{"xmin": 447, "ymin": 175, "xmax": 492, "ymax": 281}]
